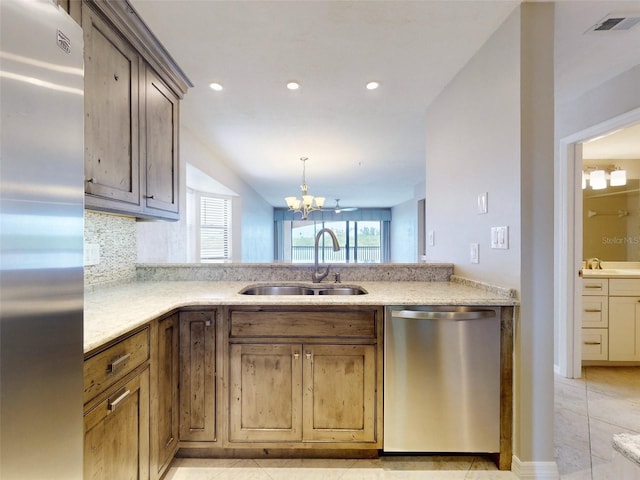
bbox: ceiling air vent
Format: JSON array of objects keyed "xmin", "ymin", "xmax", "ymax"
[{"xmin": 586, "ymin": 12, "xmax": 640, "ymax": 33}]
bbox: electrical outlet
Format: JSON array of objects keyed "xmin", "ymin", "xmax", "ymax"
[
  {"xmin": 470, "ymin": 243, "xmax": 479, "ymax": 263},
  {"xmin": 428, "ymin": 230, "xmax": 435, "ymax": 246},
  {"xmin": 84, "ymin": 243, "xmax": 100, "ymax": 266}
]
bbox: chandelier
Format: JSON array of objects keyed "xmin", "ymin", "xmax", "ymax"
[{"xmin": 284, "ymin": 157, "xmax": 325, "ymax": 220}]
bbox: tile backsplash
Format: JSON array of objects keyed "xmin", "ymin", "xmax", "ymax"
[{"xmin": 84, "ymin": 211, "xmax": 137, "ymax": 287}]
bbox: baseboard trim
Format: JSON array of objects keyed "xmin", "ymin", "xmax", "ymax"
[{"xmin": 511, "ymin": 455, "xmax": 559, "ymax": 479}]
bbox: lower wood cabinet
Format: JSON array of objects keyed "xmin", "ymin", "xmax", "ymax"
[
  {"xmin": 227, "ymin": 306, "xmax": 382, "ymax": 449},
  {"xmin": 179, "ymin": 310, "xmax": 217, "ymax": 442},
  {"xmin": 152, "ymin": 313, "xmax": 180, "ymax": 478},
  {"xmin": 303, "ymin": 344, "xmax": 376, "ymax": 442},
  {"xmin": 84, "ymin": 367, "xmax": 150, "ymax": 480},
  {"xmin": 229, "ymin": 342, "xmax": 377, "ymax": 444}
]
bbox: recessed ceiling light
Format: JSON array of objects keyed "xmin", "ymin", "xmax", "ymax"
[
  {"xmin": 366, "ymin": 81, "xmax": 380, "ymax": 90},
  {"xmin": 287, "ymin": 81, "xmax": 300, "ymax": 90},
  {"xmin": 209, "ymin": 82, "xmax": 223, "ymax": 91}
]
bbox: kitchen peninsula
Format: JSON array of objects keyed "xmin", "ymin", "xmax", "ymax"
[{"xmin": 84, "ymin": 264, "xmax": 517, "ymax": 479}]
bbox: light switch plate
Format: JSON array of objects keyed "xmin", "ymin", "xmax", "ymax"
[
  {"xmin": 490, "ymin": 226, "xmax": 509, "ymax": 249},
  {"xmin": 428, "ymin": 230, "xmax": 435, "ymax": 246},
  {"xmin": 470, "ymin": 243, "xmax": 479, "ymax": 263},
  {"xmin": 477, "ymin": 192, "xmax": 488, "ymax": 214}
]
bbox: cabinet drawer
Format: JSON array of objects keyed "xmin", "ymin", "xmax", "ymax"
[
  {"xmin": 609, "ymin": 279, "xmax": 640, "ymax": 296},
  {"xmin": 84, "ymin": 328, "xmax": 150, "ymax": 404},
  {"xmin": 582, "ymin": 296, "xmax": 608, "ymax": 328},
  {"xmin": 582, "ymin": 278, "xmax": 608, "ymax": 295},
  {"xmin": 230, "ymin": 309, "xmax": 377, "ymax": 338},
  {"xmin": 582, "ymin": 329, "xmax": 608, "ymax": 361}
]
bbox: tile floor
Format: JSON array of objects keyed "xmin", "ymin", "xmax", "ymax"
[
  {"xmin": 163, "ymin": 456, "xmax": 517, "ymax": 480},
  {"xmin": 163, "ymin": 366, "xmax": 639, "ymax": 480},
  {"xmin": 555, "ymin": 366, "xmax": 640, "ymax": 479}
]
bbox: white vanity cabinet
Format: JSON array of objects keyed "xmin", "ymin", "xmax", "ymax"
[
  {"xmin": 609, "ymin": 279, "xmax": 640, "ymax": 361},
  {"xmin": 581, "ymin": 279, "xmax": 609, "ymax": 361}
]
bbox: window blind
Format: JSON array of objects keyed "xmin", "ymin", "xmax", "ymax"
[{"xmin": 199, "ymin": 195, "xmax": 231, "ymax": 262}]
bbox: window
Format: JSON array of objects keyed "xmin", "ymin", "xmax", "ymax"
[
  {"xmin": 274, "ymin": 208, "xmax": 391, "ymax": 263},
  {"xmin": 197, "ymin": 193, "xmax": 232, "ymax": 262},
  {"xmin": 287, "ymin": 220, "xmax": 384, "ymax": 263}
]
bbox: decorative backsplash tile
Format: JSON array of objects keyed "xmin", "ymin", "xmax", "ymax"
[
  {"xmin": 84, "ymin": 211, "xmax": 137, "ymax": 288},
  {"xmin": 136, "ymin": 263, "xmax": 455, "ymax": 283}
]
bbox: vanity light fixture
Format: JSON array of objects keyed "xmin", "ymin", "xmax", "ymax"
[
  {"xmin": 582, "ymin": 165, "xmax": 627, "ymax": 190},
  {"xmin": 209, "ymin": 82, "xmax": 223, "ymax": 91},
  {"xmin": 284, "ymin": 157, "xmax": 325, "ymax": 220},
  {"xmin": 610, "ymin": 169, "xmax": 627, "ymax": 186},
  {"xmin": 589, "ymin": 170, "xmax": 607, "ymax": 190}
]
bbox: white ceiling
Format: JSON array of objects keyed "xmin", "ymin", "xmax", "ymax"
[{"xmin": 130, "ymin": 0, "xmax": 640, "ymax": 208}]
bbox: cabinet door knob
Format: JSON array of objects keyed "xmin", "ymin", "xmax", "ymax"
[
  {"xmin": 293, "ymin": 353, "xmax": 299, "ymax": 360},
  {"xmin": 305, "ymin": 352, "xmax": 312, "ymax": 359},
  {"xmin": 113, "ymin": 73, "xmax": 119, "ymax": 81},
  {"xmin": 86, "ymin": 177, "xmax": 96, "ymax": 183}
]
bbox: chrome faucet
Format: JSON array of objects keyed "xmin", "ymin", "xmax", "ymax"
[{"xmin": 312, "ymin": 228, "xmax": 340, "ymax": 283}]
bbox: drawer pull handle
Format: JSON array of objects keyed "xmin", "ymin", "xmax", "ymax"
[
  {"xmin": 584, "ymin": 285, "xmax": 602, "ymax": 289},
  {"xmin": 108, "ymin": 353, "xmax": 131, "ymax": 374},
  {"xmin": 293, "ymin": 353, "xmax": 299, "ymax": 360},
  {"xmin": 584, "ymin": 341, "xmax": 601, "ymax": 346},
  {"xmin": 306, "ymin": 352, "xmax": 312, "ymax": 359},
  {"xmin": 584, "ymin": 309, "xmax": 602, "ymax": 313},
  {"xmin": 144, "ymin": 194, "xmax": 155, "ymax": 199},
  {"xmin": 108, "ymin": 389, "xmax": 131, "ymax": 412}
]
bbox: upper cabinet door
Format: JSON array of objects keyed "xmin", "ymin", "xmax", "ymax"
[
  {"xmin": 83, "ymin": 5, "xmax": 141, "ymax": 208},
  {"xmin": 142, "ymin": 67, "xmax": 179, "ymax": 218}
]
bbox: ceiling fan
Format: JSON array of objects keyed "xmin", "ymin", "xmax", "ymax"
[{"xmin": 331, "ymin": 199, "xmax": 358, "ymax": 213}]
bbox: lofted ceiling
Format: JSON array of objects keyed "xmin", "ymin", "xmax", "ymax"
[{"xmin": 130, "ymin": 0, "xmax": 640, "ymax": 208}]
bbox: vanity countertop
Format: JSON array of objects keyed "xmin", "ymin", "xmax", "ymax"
[
  {"xmin": 581, "ymin": 269, "xmax": 640, "ymax": 278},
  {"xmin": 84, "ymin": 279, "xmax": 517, "ymax": 353}
]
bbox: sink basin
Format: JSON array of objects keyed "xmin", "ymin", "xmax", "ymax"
[
  {"xmin": 240, "ymin": 285, "xmax": 315, "ymax": 295},
  {"xmin": 317, "ymin": 287, "xmax": 367, "ymax": 295},
  {"xmin": 239, "ymin": 284, "xmax": 367, "ymax": 295}
]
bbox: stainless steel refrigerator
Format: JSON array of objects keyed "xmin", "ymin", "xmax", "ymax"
[{"xmin": 1, "ymin": 1, "xmax": 84, "ymax": 478}]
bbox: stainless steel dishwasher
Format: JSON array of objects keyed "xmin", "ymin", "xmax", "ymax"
[{"xmin": 384, "ymin": 305, "xmax": 500, "ymax": 453}]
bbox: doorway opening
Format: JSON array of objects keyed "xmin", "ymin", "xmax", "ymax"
[{"xmin": 556, "ymin": 108, "xmax": 640, "ymax": 379}]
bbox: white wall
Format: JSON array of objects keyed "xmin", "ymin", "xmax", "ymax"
[
  {"xmin": 424, "ymin": 4, "xmax": 556, "ymax": 470},
  {"xmin": 137, "ymin": 125, "xmax": 274, "ymax": 263},
  {"xmin": 424, "ymin": 9, "xmax": 521, "ymax": 289},
  {"xmin": 390, "ymin": 182, "xmax": 424, "ymax": 263}
]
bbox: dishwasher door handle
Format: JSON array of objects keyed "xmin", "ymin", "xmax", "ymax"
[{"xmin": 391, "ymin": 309, "xmax": 495, "ymax": 321}]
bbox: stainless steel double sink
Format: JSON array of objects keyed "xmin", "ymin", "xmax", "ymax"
[{"xmin": 239, "ymin": 284, "xmax": 367, "ymax": 296}]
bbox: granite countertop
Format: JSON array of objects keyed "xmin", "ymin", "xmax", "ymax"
[
  {"xmin": 613, "ymin": 433, "xmax": 640, "ymax": 466},
  {"xmin": 84, "ymin": 278, "xmax": 517, "ymax": 354}
]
